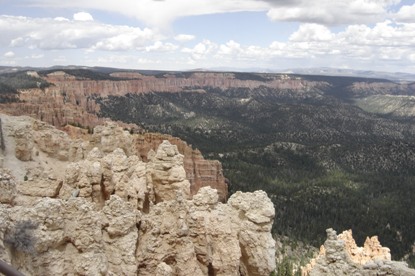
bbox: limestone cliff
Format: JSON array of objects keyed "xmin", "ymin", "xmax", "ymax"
[
  {"xmin": 0, "ymin": 113, "xmax": 275, "ymax": 276},
  {"xmin": 302, "ymin": 229, "xmax": 415, "ymax": 276}
]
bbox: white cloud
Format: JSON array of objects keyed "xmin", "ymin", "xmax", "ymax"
[
  {"xmin": 218, "ymin": 40, "xmax": 242, "ymax": 55},
  {"xmin": 2, "ymin": 1, "xmax": 415, "ymax": 72},
  {"xmin": 4, "ymin": 51, "xmax": 15, "ymax": 58},
  {"xmin": 340, "ymin": 21, "xmax": 415, "ymax": 47},
  {"xmin": 0, "ymin": 15, "xmax": 162, "ymax": 51},
  {"xmin": 289, "ymin": 24, "xmax": 333, "ymax": 41},
  {"xmin": 266, "ymin": 0, "xmax": 400, "ymax": 25},
  {"xmin": 9, "ymin": 0, "xmax": 405, "ymax": 29},
  {"xmin": 145, "ymin": 41, "xmax": 178, "ymax": 52},
  {"xmin": 394, "ymin": 4, "xmax": 415, "ymax": 23},
  {"xmin": 379, "ymin": 47, "xmax": 406, "ymax": 60},
  {"xmin": 19, "ymin": 0, "xmax": 270, "ymax": 28},
  {"xmin": 182, "ymin": 40, "xmax": 218, "ymax": 60},
  {"xmin": 178, "ymin": 19, "xmax": 415, "ymax": 70},
  {"xmin": 91, "ymin": 27, "xmax": 159, "ymax": 51},
  {"xmin": 54, "ymin": 17, "xmax": 69, "ymax": 22},
  {"xmin": 174, "ymin": 34, "xmax": 196, "ymax": 42},
  {"xmin": 73, "ymin": 12, "xmax": 94, "ymax": 21}
]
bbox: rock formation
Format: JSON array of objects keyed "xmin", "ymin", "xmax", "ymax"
[
  {"xmin": 302, "ymin": 228, "xmax": 415, "ymax": 276},
  {"xmin": 0, "ymin": 70, "xmax": 328, "ymax": 132},
  {"xmin": 133, "ymin": 133, "xmax": 228, "ymax": 202},
  {"xmin": 0, "ymin": 113, "xmax": 227, "ymax": 202},
  {"xmin": 136, "ymin": 188, "xmax": 275, "ymax": 276},
  {"xmin": 0, "ymin": 113, "xmax": 276, "ymax": 276}
]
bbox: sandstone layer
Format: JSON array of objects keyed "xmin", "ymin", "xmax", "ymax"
[
  {"xmin": 302, "ymin": 228, "xmax": 415, "ymax": 276},
  {"xmin": 0, "ymin": 113, "xmax": 275, "ymax": 276}
]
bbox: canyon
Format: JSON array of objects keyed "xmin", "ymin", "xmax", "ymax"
[
  {"xmin": 0, "ymin": 114, "xmax": 413, "ymax": 275},
  {"xmin": 1, "ymin": 67, "xmax": 415, "ymax": 274}
]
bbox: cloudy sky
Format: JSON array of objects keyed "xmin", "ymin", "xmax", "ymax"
[{"xmin": 1, "ymin": 0, "xmax": 415, "ymax": 72}]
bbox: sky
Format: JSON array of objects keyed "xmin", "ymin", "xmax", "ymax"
[{"xmin": 1, "ymin": 0, "xmax": 415, "ymax": 73}]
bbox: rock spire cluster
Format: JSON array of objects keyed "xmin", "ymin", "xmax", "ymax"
[
  {"xmin": 0, "ymin": 113, "xmax": 276, "ymax": 275},
  {"xmin": 302, "ymin": 228, "xmax": 415, "ymax": 276}
]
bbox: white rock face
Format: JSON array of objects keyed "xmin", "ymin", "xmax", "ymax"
[
  {"xmin": 0, "ymin": 188, "xmax": 276, "ymax": 276},
  {"xmin": 136, "ymin": 187, "xmax": 275, "ymax": 276},
  {"xmin": 0, "ymin": 114, "xmax": 277, "ymax": 276},
  {"xmin": 228, "ymin": 191, "xmax": 276, "ymax": 276},
  {"xmin": 149, "ymin": 140, "xmax": 191, "ymax": 203},
  {"xmin": 0, "ymin": 196, "xmax": 139, "ymax": 275}
]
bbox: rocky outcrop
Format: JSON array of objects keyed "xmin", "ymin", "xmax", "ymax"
[
  {"xmin": 148, "ymin": 141, "xmax": 191, "ymax": 203},
  {"xmin": 0, "ymin": 196, "xmax": 140, "ymax": 275},
  {"xmin": 60, "ymin": 141, "xmax": 191, "ymax": 210},
  {"xmin": 0, "ymin": 113, "xmax": 276, "ymax": 275},
  {"xmin": 302, "ymin": 228, "xmax": 415, "ymax": 276},
  {"xmin": 44, "ymin": 71, "xmax": 327, "ymax": 98},
  {"xmin": 0, "ymin": 188, "xmax": 275, "ymax": 276},
  {"xmin": 0, "ymin": 113, "xmax": 227, "ymax": 203},
  {"xmin": 134, "ymin": 133, "xmax": 228, "ymax": 202},
  {"xmin": 0, "ymin": 86, "xmax": 105, "ymax": 129},
  {"xmin": 90, "ymin": 123, "xmax": 228, "ymax": 201},
  {"xmin": 136, "ymin": 187, "xmax": 275, "ymax": 276}
]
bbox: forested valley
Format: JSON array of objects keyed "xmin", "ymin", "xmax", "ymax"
[{"xmin": 96, "ymin": 73, "xmax": 415, "ymax": 265}]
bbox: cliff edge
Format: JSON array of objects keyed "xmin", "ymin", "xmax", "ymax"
[{"xmin": 0, "ymin": 113, "xmax": 275, "ymax": 276}]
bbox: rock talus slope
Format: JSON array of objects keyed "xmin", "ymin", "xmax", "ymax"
[{"xmin": 0, "ymin": 113, "xmax": 275, "ymax": 276}]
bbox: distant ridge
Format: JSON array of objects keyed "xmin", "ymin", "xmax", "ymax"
[
  {"xmin": 284, "ymin": 67, "xmax": 415, "ymax": 82},
  {"xmin": 1, "ymin": 65, "xmax": 414, "ymax": 82}
]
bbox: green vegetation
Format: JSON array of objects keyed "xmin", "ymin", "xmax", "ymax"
[
  {"xmin": 233, "ymin": 72, "xmax": 270, "ymax": 81},
  {"xmin": 96, "ymin": 75, "xmax": 415, "ymax": 260},
  {"xmin": 0, "ymin": 82, "xmax": 17, "ymax": 95},
  {"xmin": 0, "ymin": 71, "xmax": 52, "ymax": 103},
  {"xmin": 0, "ymin": 71, "xmax": 51, "ymax": 90},
  {"xmin": 39, "ymin": 68, "xmax": 125, "ymax": 80}
]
